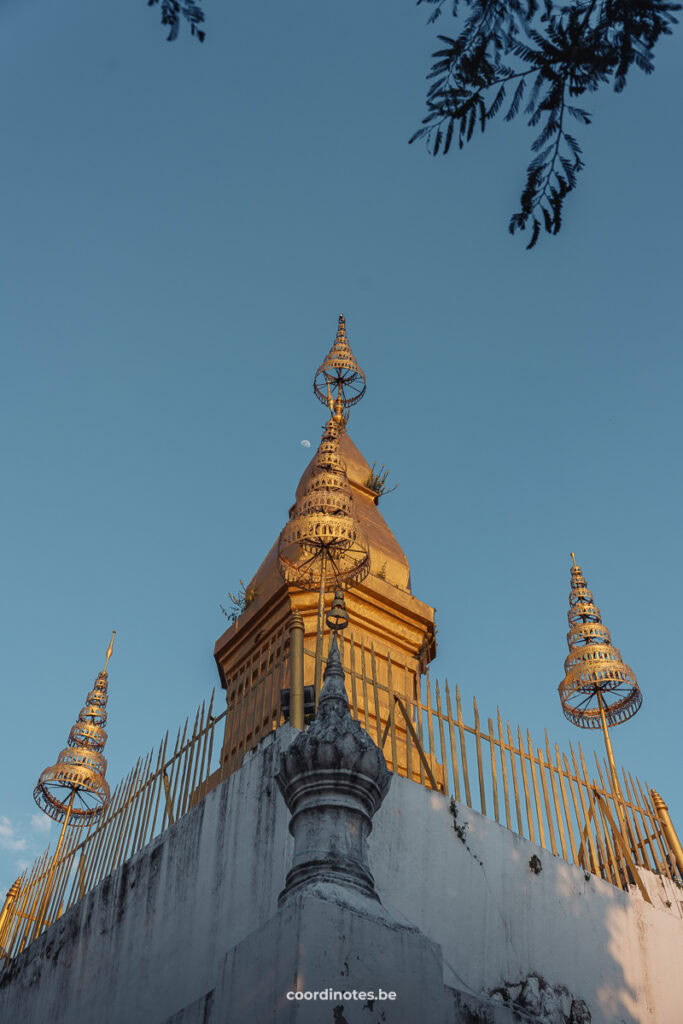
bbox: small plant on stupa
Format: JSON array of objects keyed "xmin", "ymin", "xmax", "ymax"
[
  {"xmin": 221, "ymin": 580, "xmax": 258, "ymax": 622},
  {"xmin": 365, "ymin": 462, "xmax": 398, "ymax": 500}
]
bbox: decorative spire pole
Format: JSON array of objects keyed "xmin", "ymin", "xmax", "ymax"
[
  {"xmin": 276, "ymin": 589, "xmax": 391, "ymax": 904},
  {"xmin": 559, "ymin": 556, "xmax": 641, "ymax": 835},
  {"xmin": 279, "ymin": 315, "xmax": 371, "ymax": 696},
  {"xmin": 31, "ymin": 631, "xmax": 116, "ymax": 939},
  {"xmin": 313, "ymin": 313, "xmax": 366, "ymax": 413}
]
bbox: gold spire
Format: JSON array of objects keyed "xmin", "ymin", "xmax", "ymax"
[
  {"xmin": 33, "ymin": 633, "xmax": 116, "ymax": 825},
  {"xmin": 279, "ymin": 318, "xmax": 371, "ymax": 592},
  {"xmin": 0, "ymin": 878, "xmax": 21, "ymax": 958},
  {"xmin": 314, "ymin": 314, "xmax": 366, "ymax": 412},
  {"xmin": 278, "ymin": 413, "xmax": 370, "ymax": 592},
  {"xmin": 559, "ymin": 557, "xmax": 642, "ymax": 729},
  {"xmin": 5, "ymin": 879, "xmax": 21, "ymax": 902}
]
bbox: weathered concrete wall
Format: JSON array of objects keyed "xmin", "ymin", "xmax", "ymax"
[
  {"xmin": 0, "ymin": 730, "xmax": 296, "ymax": 1024},
  {"xmin": 1, "ymin": 726, "xmax": 682, "ymax": 1024},
  {"xmin": 370, "ymin": 776, "xmax": 683, "ymax": 1024}
]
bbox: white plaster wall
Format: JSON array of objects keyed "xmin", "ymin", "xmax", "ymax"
[
  {"xmin": 0, "ymin": 729, "xmax": 296, "ymax": 1024},
  {"xmin": 369, "ymin": 774, "xmax": 683, "ymax": 1024},
  {"xmin": 1, "ymin": 725, "xmax": 682, "ymax": 1024}
]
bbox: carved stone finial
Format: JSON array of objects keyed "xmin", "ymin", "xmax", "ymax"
[{"xmin": 276, "ymin": 631, "xmax": 391, "ymax": 905}]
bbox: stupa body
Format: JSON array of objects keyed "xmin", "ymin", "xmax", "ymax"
[{"xmin": 211, "ymin": 427, "xmax": 437, "ymax": 785}]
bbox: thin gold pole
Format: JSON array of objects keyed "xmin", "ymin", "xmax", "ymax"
[
  {"xmin": 289, "ymin": 612, "xmax": 305, "ymax": 730},
  {"xmin": 651, "ymin": 790, "xmax": 683, "ymax": 879},
  {"xmin": 313, "ymin": 554, "xmax": 327, "ymax": 700},
  {"xmin": 596, "ymin": 690, "xmax": 628, "ymax": 838},
  {"xmin": 32, "ymin": 791, "xmax": 76, "ymax": 942}
]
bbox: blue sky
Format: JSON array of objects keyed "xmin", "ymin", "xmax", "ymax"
[{"xmin": 1, "ymin": 0, "xmax": 681, "ymax": 895}]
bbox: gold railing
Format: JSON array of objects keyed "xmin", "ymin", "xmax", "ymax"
[
  {"xmin": 308, "ymin": 632, "xmax": 683, "ymax": 893},
  {"xmin": 0, "ymin": 695, "xmax": 227, "ymax": 962},
  {"xmin": 2, "ymin": 627, "xmax": 679, "ymax": 962}
]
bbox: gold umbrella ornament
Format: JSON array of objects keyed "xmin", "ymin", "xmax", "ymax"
[
  {"xmin": 558, "ymin": 555, "xmax": 641, "ymax": 834},
  {"xmin": 31, "ymin": 631, "xmax": 116, "ymax": 938}
]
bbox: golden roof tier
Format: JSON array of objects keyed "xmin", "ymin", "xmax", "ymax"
[
  {"xmin": 33, "ymin": 631, "xmax": 116, "ymax": 825},
  {"xmin": 558, "ymin": 554, "xmax": 642, "ymax": 729}
]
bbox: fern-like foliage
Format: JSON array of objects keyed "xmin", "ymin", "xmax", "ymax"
[
  {"xmin": 412, "ymin": 0, "xmax": 679, "ymax": 246},
  {"xmin": 147, "ymin": 0, "xmax": 205, "ymax": 42}
]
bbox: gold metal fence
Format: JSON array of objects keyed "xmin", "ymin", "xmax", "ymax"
[
  {"xmin": 308, "ymin": 632, "xmax": 683, "ymax": 894},
  {"xmin": 0, "ymin": 694, "xmax": 227, "ymax": 962},
  {"xmin": 2, "ymin": 627, "xmax": 679, "ymax": 963}
]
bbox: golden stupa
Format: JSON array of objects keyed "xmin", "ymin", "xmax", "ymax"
[{"xmin": 212, "ymin": 315, "xmax": 437, "ymax": 781}]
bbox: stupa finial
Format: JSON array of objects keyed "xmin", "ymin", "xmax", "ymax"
[
  {"xmin": 559, "ymin": 556, "xmax": 642, "ymax": 730},
  {"xmin": 103, "ymin": 630, "xmax": 116, "ymax": 672},
  {"xmin": 314, "ymin": 313, "xmax": 366, "ymax": 412},
  {"xmin": 33, "ymin": 633, "xmax": 116, "ymax": 825},
  {"xmin": 559, "ymin": 555, "xmax": 643, "ymax": 846}
]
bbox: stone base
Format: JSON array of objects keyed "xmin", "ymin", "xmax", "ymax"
[{"xmin": 214, "ymin": 883, "xmax": 452, "ymax": 1023}]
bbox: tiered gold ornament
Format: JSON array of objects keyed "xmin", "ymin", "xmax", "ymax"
[
  {"xmin": 559, "ymin": 555, "xmax": 642, "ymax": 840},
  {"xmin": 313, "ymin": 314, "xmax": 366, "ymax": 410},
  {"xmin": 559, "ymin": 555, "xmax": 642, "ymax": 730},
  {"xmin": 29, "ymin": 632, "xmax": 116, "ymax": 942},
  {"xmin": 279, "ymin": 319, "xmax": 370, "ymax": 594},
  {"xmin": 34, "ymin": 631, "xmax": 116, "ymax": 826},
  {"xmin": 280, "ymin": 316, "xmax": 370, "ymax": 694},
  {"xmin": 278, "ymin": 411, "xmax": 370, "ymax": 592}
]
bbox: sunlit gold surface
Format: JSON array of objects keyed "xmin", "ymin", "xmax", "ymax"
[
  {"xmin": 278, "ymin": 411, "xmax": 370, "ymax": 592},
  {"xmin": 651, "ymin": 790, "xmax": 683, "ymax": 878},
  {"xmin": 0, "ymin": 879, "xmax": 21, "ymax": 957},
  {"xmin": 558, "ymin": 555, "xmax": 642, "ymax": 845},
  {"xmin": 558, "ymin": 556, "xmax": 642, "ymax": 729},
  {"xmin": 33, "ymin": 632, "xmax": 116, "ymax": 825},
  {"xmin": 314, "ymin": 313, "xmax": 366, "ymax": 409},
  {"xmin": 214, "ymin": 314, "xmax": 436, "ymax": 772}
]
